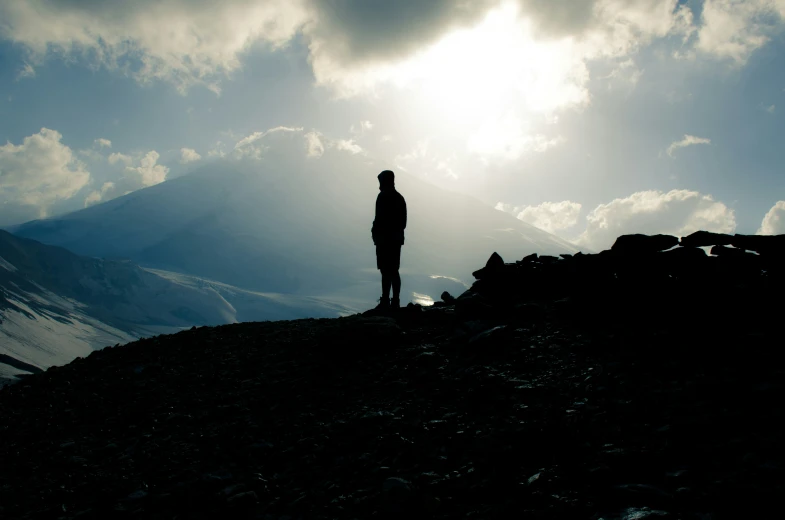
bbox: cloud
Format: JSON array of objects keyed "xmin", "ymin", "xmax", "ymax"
[
  {"xmin": 126, "ymin": 151, "xmax": 168, "ymax": 187},
  {"xmin": 305, "ymin": 131, "xmax": 325, "ymax": 158},
  {"xmin": 335, "ymin": 139, "xmax": 363, "ymax": 155},
  {"xmin": 467, "ymin": 112, "xmax": 565, "ymax": 162},
  {"xmin": 0, "ymin": 0, "xmax": 700, "ymax": 97},
  {"xmin": 577, "ymin": 189, "xmax": 736, "ymax": 251},
  {"xmin": 350, "ymin": 120, "xmax": 373, "ymax": 135},
  {"xmin": 0, "ymin": 0, "xmax": 310, "ymax": 94},
  {"xmin": 179, "ymin": 147, "xmax": 201, "ymax": 164},
  {"xmin": 16, "ymin": 62, "xmax": 35, "ymax": 79},
  {"xmin": 82, "ymin": 150, "xmax": 171, "ymax": 207},
  {"xmin": 496, "ymin": 200, "xmax": 582, "ymax": 235},
  {"xmin": 308, "ymin": 0, "xmax": 695, "ymax": 94},
  {"xmin": 696, "ymin": 0, "xmax": 785, "ymax": 64},
  {"xmin": 602, "ymin": 58, "xmax": 644, "ymax": 89},
  {"xmin": 0, "ymin": 127, "xmax": 90, "ymax": 219},
  {"xmin": 666, "ymin": 134, "xmax": 711, "ymax": 157},
  {"xmin": 84, "ymin": 181, "xmax": 115, "ymax": 207},
  {"xmin": 94, "ymin": 138, "xmax": 112, "ymax": 148},
  {"xmin": 758, "ymin": 200, "xmax": 785, "ymax": 235},
  {"xmin": 765, "ymin": 104, "xmax": 776, "ymax": 114},
  {"xmin": 207, "ymin": 141, "xmax": 227, "ymax": 158},
  {"xmin": 233, "ymin": 126, "xmax": 305, "ymax": 159},
  {"xmin": 108, "ymin": 152, "xmax": 132, "ymax": 166},
  {"xmin": 233, "ymin": 127, "xmax": 366, "ymax": 162}
]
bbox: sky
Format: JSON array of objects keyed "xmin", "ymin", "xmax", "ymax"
[{"xmin": 0, "ymin": 0, "xmax": 784, "ymax": 251}]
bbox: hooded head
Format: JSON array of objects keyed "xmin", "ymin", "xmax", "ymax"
[{"xmin": 378, "ymin": 169, "xmax": 395, "ymax": 191}]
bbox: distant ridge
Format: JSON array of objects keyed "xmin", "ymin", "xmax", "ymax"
[{"xmin": 11, "ymin": 159, "xmax": 578, "ymax": 298}]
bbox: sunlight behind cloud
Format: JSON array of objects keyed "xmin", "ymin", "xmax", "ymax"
[{"xmin": 387, "ymin": 2, "xmax": 588, "ymax": 124}]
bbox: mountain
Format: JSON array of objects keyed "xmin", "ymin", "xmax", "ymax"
[
  {"xmin": 12, "ymin": 155, "xmax": 578, "ymax": 304},
  {"xmin": 0, "ymin": 230, "xmax": 352, "ymax": 384}
]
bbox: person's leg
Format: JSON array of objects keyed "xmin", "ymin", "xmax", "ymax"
[
  {"xmin": 381, "ymin": 270, "xmax": 392, "ymax": 300},
  {"xmin": 390, "ymin": 245, "xmax": 402, "ymax": 307},
  {"xmin": 376, "ymin": 245, "xmax": 391, "ymax": 307},
  {"xmin": 391, "ymin": 270, "xmax": 401, "ymax": 301}
]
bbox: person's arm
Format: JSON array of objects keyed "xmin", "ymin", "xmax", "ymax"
[
  {"xmin": 372, "ymin": 194, "xmax": 381, "ymax": 245},
  {"xmin": 402, "ymin": 197, "xmax": 407, "ymax": 231},
  {"xmin": 399, "ymin": 195, "xmax": 407, "ymax": 245}
]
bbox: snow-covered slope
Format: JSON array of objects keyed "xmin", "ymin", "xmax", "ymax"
[
  {"xmin": 0, "ymin": 231, "xmax": 353, "ymax": 384},
  {"xmin": 13, "ymin": 156, "xmax": 578, "ymax": 302}
]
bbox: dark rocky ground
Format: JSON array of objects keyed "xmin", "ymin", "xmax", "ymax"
[{"xmin": 1, "ymin": 232, "xmax": 784, "ymax": 519}]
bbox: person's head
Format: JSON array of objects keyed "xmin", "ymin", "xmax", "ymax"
[{"xmin": 378, "ymin": 170, "xmax": 395, "ymax": 191}]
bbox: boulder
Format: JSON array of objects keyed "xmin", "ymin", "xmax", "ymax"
[
  {"xmin": 730, "ymin": 234, "xmax": 785, "ymax": 257},
  {"xmin": 659, "ymin": 245, "xmax": 707, "ymax": 260},
  {"xmin": 455, "ymin": 292, "xmax": 494, "ymax": 320},
  {"xmin": 680, "ymin": 231, "xmax": 734, "ymax": 248},
  {"xmin": 658, "ymin": 246, "xmax": 708, "ymax": 276},
  {"xmin": 472, "ymin": 252, "xmax": 505, "ymax": 279},
  {"xmin": 710, "ymin": 245, "xmax": 747, "ymax": 257},
  {"xmin": 612, "ymin": 234, "xmax": 679, "ymax": 254}
]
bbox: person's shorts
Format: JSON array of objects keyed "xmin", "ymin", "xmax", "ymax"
[{"xmin": 376, "ymin": 244, "xmax": 402, "ymax": 271}]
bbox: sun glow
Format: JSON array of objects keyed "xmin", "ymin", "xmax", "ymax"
[{"xmin": 388, "ymin": 2, "xmax": 588, "ymax": 124}]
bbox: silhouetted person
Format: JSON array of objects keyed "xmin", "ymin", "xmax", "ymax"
[{"xmin": 372, "ymin": 170, "xmax": 407, "ymax": 309}]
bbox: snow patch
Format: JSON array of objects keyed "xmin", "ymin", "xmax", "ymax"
[{"xmin": 0, "ymin": 255, "xmax": 17, "ymax": 272}]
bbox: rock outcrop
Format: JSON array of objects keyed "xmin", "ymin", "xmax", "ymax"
[{"xmin": 0, "ymin": 232, "xmax": 783, "ymax": 519}]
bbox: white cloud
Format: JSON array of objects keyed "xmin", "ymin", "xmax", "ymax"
[
  {"xmin": 84, "ymin": 181, "xmax": 116, "ymax": 207},
  {"xmin": 16, "ymin": 62, "xmax": 35, "ymax": 79},
  {"xmin": 207, "ymin": 141, "xmax": 227, "ymax": 158},
  {"xmin": 696, "ymin": 0, "xmax": 785, "ymax": 64},
  {"xmin": 108, "ymin": 152, "xmax": 133, "ymax": 166},
  {"xmin": 758, "ymin": 200, "xmax": 785, "ymax": 235},
  {"xmin": 335, "ymin": 139, "xmax": 363, "ymax": 155},
  {"xmin": 83, "ymin": 150, "xmax": 171, "ymax": 207},
  {"xmin": 577, "ymin": 189, "xmax": 736, "ymax": 251},
  {"xmin": 78, "ymin": 148, "xmax": 103, "ymax": 161},
  {"xmin": 0, "ymin": 0, "xmax": 729, "ymax": 174},
  {"xmin": 310, "ymin": 0, "xmax": 695, "ymax": 97},
  {"xmin": 0, "ymin": 0, "xmax": 310, "ymax": 94},
  {"xmin": 0, "ymin": 127, "xmax": 90, "ymax": 217},
  {"xmin": 233, "ymin": 126, "xmax": 304, "ymax": 159},
  {"xmin": 94, "ymin": 138, "xmax": 112, "ymax": 148},
  {"xmin": 667, "ymin": 134, "xmax": 711, "ymax": 157},
  {"xmin": 468, "ymin": 113, "xmax": 564, "ymax": 161},
  {"xmin": 305, "ymin": 131, "xmax": 325, "ymax": 158},
  {"xmin": 233, "ymin": 127, "xmax": 365, "ymax": 161},
  {"xmin": 533, "ymin": 134, "xmax": 565, "ymax": 153},
  {"xmin": 765, "ymin": 104, "xmax": 776, "ymax": 114},
  {"xmin": 0, "ymin": 0, "xmax": 701, "ymax": 98},
  {"xmin": 393, "ymin": 140, "xmax": 463, "ymax": 180},
  {"xmin": 126, "ymin": 151, "xmax": 168, "ymax": 187},
  {"xmin": 602, "ymin": 58, "xmax": 644, "ymax": 89},
  {"xmin": 350, "ymin": 120, "xmax": 374, "ymax": 135},
  {"xmin": 496, "ymin": 200, "xmax": 582, "ymax": 235},
  {"xmin": 179, "ymin": 147, "xmax": 201, "ymax": 164}
]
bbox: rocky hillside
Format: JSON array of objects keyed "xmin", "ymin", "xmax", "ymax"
[{"xmin": 0, "ymin": 231, "xmax": 783, "ymax": 519}]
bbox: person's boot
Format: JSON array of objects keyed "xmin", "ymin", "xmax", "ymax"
[
  {"xmin": 375, "ymin": 297, "xmax": 390, "ymax": 310},
  {"xmin": 390, "ymin": 297, "xmax": 400, "ymax": 309}
]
